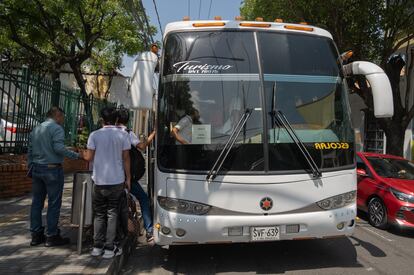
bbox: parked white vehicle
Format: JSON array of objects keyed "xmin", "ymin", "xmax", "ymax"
[
  {"xmin": 131, "ymin": 19, "xmax": 394, "ymax": 245},
  {"xmin": 0, "ymin": 112, "xmax": 38, "ymax": 152}
]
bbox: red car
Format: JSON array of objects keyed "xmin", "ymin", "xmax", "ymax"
[{"xmin": 356, "ymin": 152, "xmax": 414, "ymax": 229}]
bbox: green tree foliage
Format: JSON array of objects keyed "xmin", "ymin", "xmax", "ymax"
[
  {"xmin": 0, "ymin": 0, "xmax": 155, "ymax": 128},
  {"xmin": 241, "ymin": 0, "xmax": 414, "ymax": 156}
]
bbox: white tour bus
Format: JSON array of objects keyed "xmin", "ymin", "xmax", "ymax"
[{"xmin": 131, "ymin": 19, "xmax": 394, "ymax": 245}]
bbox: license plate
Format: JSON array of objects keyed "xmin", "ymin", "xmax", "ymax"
[{"xmin": 250, "ymin": 226, "xmax": 280, "ymax": 241}]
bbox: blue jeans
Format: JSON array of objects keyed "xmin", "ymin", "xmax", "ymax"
[
  {"xmin": 30, "ymin": 164, "xmax": 64, "ymax": 236},
  {"xmin": 130, "ymin": 180, "xmax": 153, "ymax": 233}
]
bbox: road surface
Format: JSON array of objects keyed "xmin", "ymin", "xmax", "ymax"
[{"xmin": 122, "ymin": 215, "xmax": 414, "ymax": 274}]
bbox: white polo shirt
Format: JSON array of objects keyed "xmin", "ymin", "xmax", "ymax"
[
  {"xmin": 118, "ymin": 125, "xmax": 140, "ymax": 147},
  {"xmin": 87, "ymin": 126, "xmax": 130, "ymax": 185}
]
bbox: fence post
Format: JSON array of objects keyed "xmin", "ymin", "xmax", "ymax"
[
  {"xmin": 52, "ymin": 76, "xmax": 61, "ymax": 107},
  {"xmin": 87, "ymin": 94, "xmax": 94, "ymax": 130},
  {"xmin": 16, "ymin": 66, "xmax": 31, "ymax": 153}
]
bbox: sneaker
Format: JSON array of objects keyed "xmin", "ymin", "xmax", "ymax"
[
  {"xmin": 30, "ymin": 231, "xmax": 45, "ymax": 246},
  {"xmin": 146, "ymin": 231, "xmax": 154, "ymax": 243},
  {"xmin": 91, "ymin": 247, "xmax": 103, "ymax": 256},
  {"xmin": 102, "ymin": 245, "xmax": 123, "ymax": 259},
  {"xmin": 44, "ymin": 234, "xmax": 70, "ymax": 247}
]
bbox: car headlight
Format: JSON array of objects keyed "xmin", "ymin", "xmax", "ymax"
[
  {"xmin": 158, "ymin": 196, "xmax": 211, "ymax": 215},
  {"xmin": 390, "ymin": 188, "xmax": 414, "ymax": 203},
  {"xmin": 317, "ymin": 191, "xmax": 356, "ymax": 210}
]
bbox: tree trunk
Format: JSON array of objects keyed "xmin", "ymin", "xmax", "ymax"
[
  {"xmin": 51, "ymin": 70, "xmax": 61, "ymax": 107},
  {"xmin": 382, "ymin": 120, "xmax": 406, "ymax": 156},
  {"xmin": 69, "ymin": 62, "xmax": 92, "ymax": 131},
  {"xmin": 378, "ymin": 55, "xmax": 408, "ymax": 157}
]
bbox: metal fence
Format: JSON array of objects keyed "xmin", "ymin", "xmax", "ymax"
[{"xmin": 0, "ymin": 67, "xmax": 118, "ymax": 154}]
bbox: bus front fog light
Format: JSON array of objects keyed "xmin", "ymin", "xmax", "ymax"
[
  {"xmin": 286, "ymin": 224, "xmax": 300, "ymax": 233},
  {"xmin": 337, "ymin": 222, "xmax": 345, "ymax": 230},
  {"xmin": 228, "ymin": 227, "xmax": 243, "ymax": 236},
  {"xmin": 161, "ymin": 226, "xmax": 171, "ymax": 235},
  {"xmin": 176, "ymin": 228, "xmax": 186, "ymax": 237}
]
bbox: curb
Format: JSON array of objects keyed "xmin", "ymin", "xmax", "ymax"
[
  {"xmin": 49, "ymin": 233, "xmax": 137, "ymax": 275},
  {"xmin": 103, "ymin": 234, "xmax": 137, "ymax": 275}
]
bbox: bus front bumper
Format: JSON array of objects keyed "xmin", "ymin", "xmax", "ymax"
[{"xmin": 154, "ymin": 204, "xmax": 356, "ymax": 245}]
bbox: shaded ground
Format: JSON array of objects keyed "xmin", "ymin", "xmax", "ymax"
[
  {"xmin": 0, "ymin": 174, "xmax": 128, "ymax": 275},
  {"xmin": 122, "ymin": 217, "xmax": 414, "ymax": 275}
]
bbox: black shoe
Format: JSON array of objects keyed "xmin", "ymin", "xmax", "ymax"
[
  {"xmin": 146, "ymin": 232, "xmax": 154, "ymax": 243},
  {"xmin": 30, "ymin": 232, "xmax": 45, "ymax": 246},
  {"xmin": 45, "ymin": 234, "xmax": 70, "ymax": 247}
]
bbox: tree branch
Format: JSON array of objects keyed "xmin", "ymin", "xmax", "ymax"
[
  {"xmin": 395, "ymin": 9, "xmax": 414, "ymax": 31},
  {"xmin": 5, "ymin": 16, "xmax": 47, "ymax": 59},
  {"xmin": 1, "ymin": 6, "xmax": 47, "ymax": 29},
  {"xmin": 32, "ymin": 0, "xmax": 69, "ymax": 56},
  {"xmin": 77, "ymin": 5, "xmax": 87, "ymax": 31},
  {"xmin": 392, "ymin": 33, "xmax": 414, "ymax": 53},
  {"xmin": 63, "ymin": 27, "xmax": 84, "ymax": 50},
  {"xmin": 33, "ymin": 0, "xmax": 55, "ymax": 39}
]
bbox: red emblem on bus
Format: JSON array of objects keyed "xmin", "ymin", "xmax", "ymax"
[{"xmin": 260, "ymin": 197, "xmax": 273, "ymax": 211}]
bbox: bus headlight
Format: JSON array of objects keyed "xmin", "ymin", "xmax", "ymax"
[
  {"xmin": 316, "ymin": 191, "xmax": 356, "ymax": 210},
  {"xmin": 158, "ymin": 196, "xmax": 211, "ymax": 215}
]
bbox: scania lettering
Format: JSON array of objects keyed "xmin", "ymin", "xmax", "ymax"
[{"xmin": 131, "ymin": 19, "xmax": 394, "ymax": 245}]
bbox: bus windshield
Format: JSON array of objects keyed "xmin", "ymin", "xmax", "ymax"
[{"xmin": 158, "ymin": 30, "xmax": 354, "ymax": 173}]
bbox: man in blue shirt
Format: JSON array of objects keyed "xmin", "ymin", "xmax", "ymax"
[{"xmin": 27, "ymin": 107, "xmax": 82, "ymax": 246}]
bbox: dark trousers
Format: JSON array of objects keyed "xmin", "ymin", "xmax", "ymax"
[
  {"xmin": 92, "ymin": 183, "xmax": 124, "ymax": 249},
  {"xmin": 30, "ymin": 164, "xmax": 64, "ymax": 236}
]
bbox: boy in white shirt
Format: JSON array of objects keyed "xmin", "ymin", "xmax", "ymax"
[{"xmin": 83, "ymin": 107, "xmax": 131, "ymax": 258}]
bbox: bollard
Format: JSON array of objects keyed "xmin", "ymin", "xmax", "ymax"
[{"xmin": 77, "ymin": 180, "xmax": 87, "ymax": 254}]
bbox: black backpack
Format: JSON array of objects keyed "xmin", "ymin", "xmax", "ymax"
[{"xmin": 127, "ymin": 130, "xmax": 146, "ymax": 181}]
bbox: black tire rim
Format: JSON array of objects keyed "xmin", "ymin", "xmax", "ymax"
[{"xmin": 369, "ymin": 199, "xmax": 385, "ymax": 226}]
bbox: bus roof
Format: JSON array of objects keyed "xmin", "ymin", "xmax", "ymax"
[{"xmin": 164, "ymin": 20, "xmax": 333, "ymax": 40}]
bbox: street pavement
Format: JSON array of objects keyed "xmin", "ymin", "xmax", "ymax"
[
  {"xmin": 0, "ymin": 173, "xmax": 135, "ymax": 275},
  {"xmin": 121, "ymin": 215, "xmax": 414, "ymax": 275}
]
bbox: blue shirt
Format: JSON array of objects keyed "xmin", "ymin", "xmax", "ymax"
[{"xmin": 27, "ymin": 118, "xmax": 79, "ymax": 165}]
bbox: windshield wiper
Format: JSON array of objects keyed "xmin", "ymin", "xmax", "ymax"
[
  {"xmin": 206, "ymin": 108, "xmax": 253, "ymax": 182},
  {"xmin": 270, "ymin": 110, "xmax": 322, "ymax": 179}
]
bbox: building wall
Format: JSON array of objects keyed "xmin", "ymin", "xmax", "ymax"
[
  {"xmin": 397, "ymin": 43, "xmax": 414, "ymax": 159},
  {"xmin": 107, "ymin": 75, "xmax": 131, "ymax": 107}
]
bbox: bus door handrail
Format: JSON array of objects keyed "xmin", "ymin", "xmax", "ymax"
[
  {"xmin": 271, "ymin": 110, "xmax": 322, "ymax": 179},
  {"xmin": 206, "ymin": 108, "xmax": 253, "ymax": 182}
]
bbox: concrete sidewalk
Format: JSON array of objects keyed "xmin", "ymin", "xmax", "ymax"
[{"xmin": 0, "ymin": 174, "xmax": 137, "ymax": 275}]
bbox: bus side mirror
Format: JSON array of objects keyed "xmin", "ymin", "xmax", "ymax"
[
  {"xmin": 130, "ymin": 51, "xmax": 158, "ymax": 110},
  {"xmin": 343, "ymin": 61, "xmax": 394, "ymax": 118}
]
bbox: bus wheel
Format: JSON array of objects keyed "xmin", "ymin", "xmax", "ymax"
[{"xmin": 368, "ymin": 197, "xmax": 389, "ymax": 229}]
